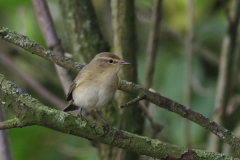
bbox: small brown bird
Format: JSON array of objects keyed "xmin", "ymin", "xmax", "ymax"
[{"xmin": 63, "ymin": 52, "xmax": 130, "ymax": 125}]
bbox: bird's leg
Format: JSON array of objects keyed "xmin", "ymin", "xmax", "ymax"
[
  {"xmin": 77, "ymin": 108, "xmax": 83, "ymax": 119},
  {"xmin": 96, "ymin": 111, "xmax": 111, "ymax": 127}
]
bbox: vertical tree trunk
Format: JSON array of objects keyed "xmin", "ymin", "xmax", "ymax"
[
  {"xmin": 111, "ymin": 0, "xmax": 145, "ymax": 159},
  {"xmin": 59, "ymin": 0, "xmax": 110, "ymax": 63},
  {"xmin": 184, "ymin": 0, "xmax": 194, "ymax": 149},
  {"xmin": 59, "ymin": 0, "xmax": 144, "ymax": 159},
  {"xmin": 59, "ymin": 1, "xmax": 122, "ymax": 160},
  {"xmin": 208, "ymin": 0, "xmax": 240, "ymax": 152}
]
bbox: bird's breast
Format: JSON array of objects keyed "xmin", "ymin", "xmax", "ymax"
[{"xmin": 72, "ymin": 75, "xmax": 118, "ymax": 110}]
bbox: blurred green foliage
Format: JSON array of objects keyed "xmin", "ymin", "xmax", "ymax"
[{"xmin": 0, "ymin": 0, "xmax": 231, "ymax": 159}]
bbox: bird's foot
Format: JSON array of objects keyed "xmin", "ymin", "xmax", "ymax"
[
  {"xmin": 77, "ymin": 114, "xmax": 84, "ymax": 120},
  {"xmin": 104, "ymin": 123, "xmax": 113, "ymax": 129}
]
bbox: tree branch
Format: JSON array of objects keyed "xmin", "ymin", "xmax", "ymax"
[
  {"xmin": 111, "ymin": 0, "xmax": 143, "ymax": 159},
  {"xmin": 139, "ymin": 101, "xmax": 163, "ymax": 138},
  {"xmin": 0, "ymin": 118, "xmax": 28, "ymax": 130},
  {"xmin": 1, "ymin": 26, "xmax": 240, "ymax": 154},
  {"xmin": 0, "ymin": 52, "xmax": 66, "ymax": 109},
  {"xmin": 145, "ymin": 0, "xmax": 162, "ymax": 90},
  {"xmin": 184, "ymin": 0, "xmax": 194, "ymax": 148},
  {"xmin": 162, "ymin": 24, "xmax": 220, "ymax": 67},
  {"xmin": 0, "ymin": 26, "xmax": 84, "ymax": 73},
  {"xmin": 208, "ymin": 0, "xmax": 240, "ymax": 152},
  {"xmin": 0, "ymin": 105, "xmax": 13, "ymax": 160},
  {"xmin": 0, "ymin": 74, "xmax": 237, "ymax": 159},
  {"xmin": 32, "ymin": 0, "xmax": 72, "ymax": 95}
]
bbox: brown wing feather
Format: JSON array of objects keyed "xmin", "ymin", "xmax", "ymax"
[
  {"xmin": 66, "ymin": 69, "xmax": 85, "ymax": 101},
  {"xmin": 66, "ymin": 83, "xmax": 76, "ymax": 101}
]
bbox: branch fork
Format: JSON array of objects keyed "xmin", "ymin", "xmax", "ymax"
[{"xmin": 119, "ymin": 92, "xmax": 145, "ymax": 108}]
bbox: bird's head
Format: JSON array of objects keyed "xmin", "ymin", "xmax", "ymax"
[{"xmin": 90, "ymin": 52, "xmax": 130, "ymax": 75}]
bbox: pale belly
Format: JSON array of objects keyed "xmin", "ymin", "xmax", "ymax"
[{"xmin": 72, "ymin": 85, "xmax": 116, "ymax": 110}]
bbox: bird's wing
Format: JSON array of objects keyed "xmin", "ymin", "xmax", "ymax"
[
  {"xmin": 66, "ymin": 65, "xmax": 92, "ymax": 101},
  {"xmin": 66, "ymin": 82, "xmax": 76, "ymax": 101},
  {"xmin": 66, "ymin": 69, "xmax": 85, "ymax": 101}
]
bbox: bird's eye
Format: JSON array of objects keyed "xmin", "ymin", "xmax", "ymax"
[{"xmin": 108, "ymin": 59, "xmax": 113, "ymax": 63}]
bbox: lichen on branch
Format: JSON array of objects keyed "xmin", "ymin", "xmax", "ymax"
[
  {"xmin": 1, "ymin": 26, "xmax": 240, "ymax": 155},
  {"xmin": 0, "ymin": 74, "xmax": 237, "ymax": 159},
  {"xmin": 0, "ymin": 26, "xmax": 84, "ymax": 72}
]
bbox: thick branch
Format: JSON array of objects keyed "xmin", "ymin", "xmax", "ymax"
[
  {"xmin": 1, "ymin": 26, "xmax": 240, "ymax": 154},
  {"xmin": 0, "ymin": 118, "xmax": 27, "ymax": 130},
  {"xmin": 0, "ymin": 74, "xmax": 237, "ymax": 160}
]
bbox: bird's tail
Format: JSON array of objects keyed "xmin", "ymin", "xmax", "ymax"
[{"xmin": 62, "ymin": 103, "xmax": 79, "ymax": 112}]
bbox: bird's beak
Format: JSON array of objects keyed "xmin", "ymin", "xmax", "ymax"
[{"xmin": 119, "ymin": 61, "xmax": 131, "ymax": 65}]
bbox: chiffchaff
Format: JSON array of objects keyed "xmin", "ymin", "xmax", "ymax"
[{"xmin": 63, "ymin": 52, "xmax": 130, "ymax": 125}]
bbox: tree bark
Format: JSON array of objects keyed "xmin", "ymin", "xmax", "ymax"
[
  {"xmin": 0, "ymin": 106, "xmax": 13, "ymax": 160},
  {"xmin": 111, "ymin": 0, "xmax": 144, "ymax": 159},
  {"xmin": 0, "ymin": 74, "xmax": 238, "ymax": 160},
  {"xmin": 59, "ymin": 0, "xmax": 110, "ymax": 63},
  {"xmin": 208, "ymin": 0, "xmax": 240, "ymax": 152},
  {"xmin": 184, "ymin": 0, "xmax": 194, "ymax": 149},
  {"xmin": 32, "ymin": 0, "xmax": 72, "ymax": 95}
]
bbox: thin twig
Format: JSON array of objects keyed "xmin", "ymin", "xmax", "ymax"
[
  {"xmin": 136, "ymin": 11, "xmax": 220, "ymax": 67},
  {"xmin": 120, "ymin": 93, "xmax": 145, "ymax": 108},
  {"xmin": 162, "ymin": 24, "xmax": 220, "ymax": 67},
  {"xmin": 145, "ymin": 0, "xmax": 163, "ymax": 90},
  {"xmin": 139, "ymin": 101, "xmax": 163, "ymax": 138},
  {"xmin": 32, "ymin": 0, "xmax": 72, "ymax": 95},
  {"xmin": 220, "ymin": 0, "xmax": 232, "ymax": 25},
  {"xmin": 226, "ymin": 95, "xmax": 240, "ymax": 116},
  {"xmin": 144, "ymin": 0, "xmax": 163, "ymax": 146},
  {"xmin": 184, "ymin": 0, "xmax": 194, "ymax": 148},
  {"xmin": 208, "ymin": 0, "xmax": 240, "ymax": 152},
  {"xmin": 0, "ymin": 52, "xmax": 66, "ymax": 109},
  {"xmin": 0, "ymin": 105, "xmax": 13, "ymax": 160},
  {"xmin": 191, "ymin": 76, "xmax": 215, "ymax": 97}
]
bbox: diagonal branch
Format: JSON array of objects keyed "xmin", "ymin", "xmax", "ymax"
[
  {"xmin": 0, "ymin": 52, "xmax": 66, "ymax": 109},
  {"xmin": 0, "ymin": 26, "xmax": 84, "ymax": 73},
  {"xmin": 32, "ymin": 0, "xmax": 72, "ymax": 95},
  {"xmin": 0, "ymin": 74, "xmax": 237, "ymax": 159},
  {"xmin": 1, "ymin": 26, "xmax": 240, "ymax": 154}
]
